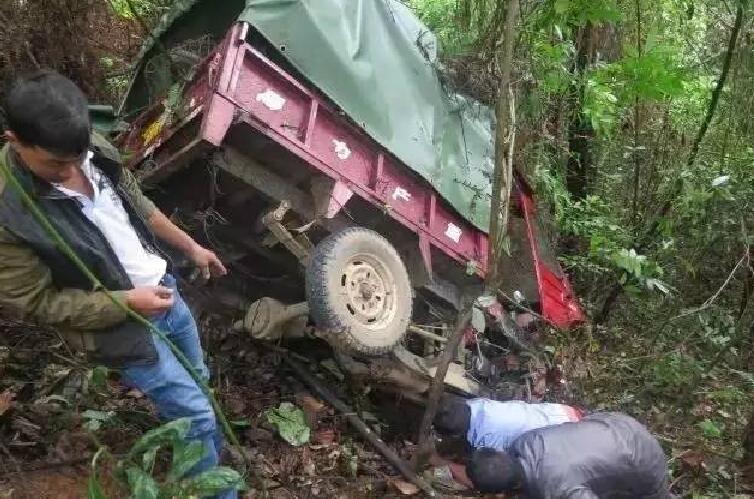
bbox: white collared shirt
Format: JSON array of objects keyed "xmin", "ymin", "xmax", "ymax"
[
  {"xmin": 466, "ymin": 399, "xmax": 581, "ymax": 450},
  {"xmin": 54, "ymin": 153, "xmax": 166, "ymax": 287}
]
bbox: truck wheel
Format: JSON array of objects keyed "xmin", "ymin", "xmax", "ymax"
[{"xmin": 306, "ymin": 228, "xmax": 412, "ymax": 356}]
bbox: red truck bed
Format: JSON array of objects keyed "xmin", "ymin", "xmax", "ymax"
[{"xmin": 120, "ymin": 22, "xmax": 584, "ymax": 328}]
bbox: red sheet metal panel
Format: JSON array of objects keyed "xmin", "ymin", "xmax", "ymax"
[
  {"xmin": 123, "ymin": 23, "xmax": 584, "ymax": 329},
  {"xmin": 215, "ymin": 40, "xmax": 490, "ymax": 276},
  {"xmin": 519, "ymin": 187, "xmax": 585, "ymax": 328},
  {"xmin": 375, "ymin": 156, "xmax": 429, "ymax": 226}
]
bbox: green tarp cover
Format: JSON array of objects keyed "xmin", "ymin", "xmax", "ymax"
[{"xmin": 129, "ymin": 0, "xmax": 495, "ymax": 231}]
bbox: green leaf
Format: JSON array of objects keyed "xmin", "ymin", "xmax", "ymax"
[
  {"xmin": 554, "ymin": 0, "xmax": 570, "ymax": 14},
  {"xmin": 86, "ymin": 475, "xmax": 107, "ymax": 499},
  {"xmin": 83, "ymin": 410, "xmax": 116, "ymax": 432},
  {"xmin": 175, "ymin": 467, "xmax": 245, "ymax": 496},
  {"xmin": 465, "ymin": 260, "xmax": 479, "ymax": 276},
  {"xmin": 142, "ymin": 445, "xmax": 159, "ymax": 474},
  {"xmin": 87, "ymin": 448, "xmax": 108, "ymax": 499},
  {"xmin": 125, "ymin": 465, "xmax": 160, "ymax": 499},
  {"xmin": 265, "ymin": 402, "xmax": 311, "ymax": 446},
  {"xmin": 128, "ymin": 418, "xmax": 191, "ymax": 459},
  {"xmin": 84, "ymin": 420, "xmax": 102, "ymax": 432},
  {"xmin": 168, "ymin": 440, "xmax": 206, "ymax": 482},
  {"xmin": 698, "ymin": 419, "xmax": 722, "ymax": 439},
  {"xmin": 165, "ymin": 83, "xmax": 184, "ymax": 115},
  {"xmin": 90, "ymin": 367, "xmax": 110, "ymax": 392},
  {"xmin": 645, "ymin": 278, "xmax": 674, "ymax": 295},
  {"xmin": 87, "ymin": 474, "xmax": 108, "ymax": 499}
]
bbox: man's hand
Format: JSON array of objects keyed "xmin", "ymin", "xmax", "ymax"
[
  {"xmin": 188, "ymin": 244, "xmax": 227, "ymax": 281},
  {"xmin": 125, "ymin": 286, "xmax": 175, "ymax": 316},
  {"xmin": 148, "ymin": 211, "xmax": 228, "ymax": 281}
]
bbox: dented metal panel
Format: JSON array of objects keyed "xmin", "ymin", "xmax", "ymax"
[{"xmin": 121, "ymin": 22, "xmax": 585, "ymax": 329}]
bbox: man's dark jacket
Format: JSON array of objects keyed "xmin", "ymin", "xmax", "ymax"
[
  {"xmin": 0, "ymin": 134, "xmax": 162, "ymax": 367},
  {"xmin": 510, "ymin": 412, "xmax": 670, "ymax": 498}
]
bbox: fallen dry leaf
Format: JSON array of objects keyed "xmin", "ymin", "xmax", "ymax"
[
  {"xmin": 296, "ymin": 391, "xmax": 326, "ymax": 425},
  {"xmin": 679, "ymin": 450, "xmax": 706, "ymax": 471},
  {"xmin": 390, "ymin": 479, "xmax": 419, "ymax": 496},
  {"xmin": 126, "ymin": 389, "xmax": 144, "ymax": 399},
  {"xmin": 296, "ymin": 392, "xmax": 325, "ymax": 412},
  {"xmin": 314, "ymin": 428, "xmax": 336, "ymax": 446},
  {"xmin": 0, "ymin": 390, "xmax": 15, "ymax": 416}
]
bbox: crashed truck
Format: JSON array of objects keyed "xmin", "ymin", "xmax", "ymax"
[{"xmin": 104, "ymin": 0, "xmax": 584, "ymax": 399}]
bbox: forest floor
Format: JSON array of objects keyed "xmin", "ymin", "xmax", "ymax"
[
  {"xmin": 0, "ymin": 284, "xmax": 459, "ymax": 499},
  {"xmin": 0, "ymin": 284, "xmax": 752, "ymax": 498}
]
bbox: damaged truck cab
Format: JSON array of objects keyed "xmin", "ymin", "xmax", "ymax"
[{"xmin": 114, "ymin": 0, "xmax": 583, "ymax": 397}]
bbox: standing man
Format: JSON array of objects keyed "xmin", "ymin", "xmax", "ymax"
[{"xmin": 0, "ymin": 71, "xmax": 235, "ymax": 498}]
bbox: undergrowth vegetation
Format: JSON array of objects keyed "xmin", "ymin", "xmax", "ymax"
[{"xmin": 412, "ymin": 0, "xmax": 754, "ymax": 495}]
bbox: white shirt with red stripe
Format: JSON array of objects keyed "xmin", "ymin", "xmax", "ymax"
[{"xmin": 466, "ymin": 399, "xmax": 581, "ymax": 451}]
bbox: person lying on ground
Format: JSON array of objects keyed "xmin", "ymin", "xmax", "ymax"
[
  {"xmin": 0, "ymin": 71, "xmax": 235, "ymax": 499},
  {"xmin": 434, "ymin": 395, "xmax": 584, "ymax": 451},
  {"xmin": 467, "ymin": 412, "xmax": 671, "ymax": 498},
  {"xmin": 429, "ymin": 396, "xmax": 584, "ymax": 488}
]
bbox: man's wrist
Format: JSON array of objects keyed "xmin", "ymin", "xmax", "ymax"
[{"xmin": 182, "ymin": 240, "xmax": 202, "ymax": 259}]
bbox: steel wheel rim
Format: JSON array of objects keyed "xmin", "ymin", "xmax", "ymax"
[{"xmin": 339, "ymin": 254, "xmax": 397, "ymax": 329}]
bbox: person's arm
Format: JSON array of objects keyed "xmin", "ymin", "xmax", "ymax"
[
  {"xmin": 447, "ymin": 462, "xmax": 473, "ymax": 488},
  {"xmin": 0, "ymin": 228, "xmax": 173, "ymax": 327},
  {"xmin": 118, "ymin": 167, "xmax": 226, "ymax": 280},
  {"xmin": 148, "ymin": 210, "xmax": 226, "ymax": 280},
  {"xmin": 427, "ymin": 452, "xmax": 473, "ymax": 489}
]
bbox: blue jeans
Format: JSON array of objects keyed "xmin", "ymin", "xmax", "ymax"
[{"xmin": 121, "ymin": 275, "xmax": 237, "ymax": 499}]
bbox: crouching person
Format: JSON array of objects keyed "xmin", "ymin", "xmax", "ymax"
[
  {"xmin": 430, "ymin": 396, "xmax": 584, "ymax": 488},
  {"xmin": 467, "ymin": 412, "xmax": 671, "ymax": 498}
]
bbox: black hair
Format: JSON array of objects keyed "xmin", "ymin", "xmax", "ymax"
[
  {"xmin": 4, "ymin": 70, "xmax": 90, "ymax": 156},
  {"xmin": 467, "ymin": 447, "xmax": 523, "ymax": 494},
  {"xmin": 433, "ymin": 396, "xmax": 471, "ymax": 437}
]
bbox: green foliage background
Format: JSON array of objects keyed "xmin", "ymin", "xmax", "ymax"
[{"xmin": 411, "ymin": 0, "xmax": 754, "ymax": 495}]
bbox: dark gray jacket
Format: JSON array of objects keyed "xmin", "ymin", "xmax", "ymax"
[{"xmin": 510, "ymin": 412, "xmax": 670, "ymax": 499}]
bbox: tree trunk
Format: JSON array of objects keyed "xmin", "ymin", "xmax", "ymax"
[
  {"xmin": 486, "ymin": 0, "xmax": 520, "ymax": 291},
  {"xmin": 565, "ymin": 24, "xmax": 596, "ymax": 200}
]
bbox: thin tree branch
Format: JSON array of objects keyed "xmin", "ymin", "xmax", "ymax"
[
  {"xmin": 411, "ymin": 308, "xmax": 472, "ymax": 472},
  {"xmin": 686, "ymin": 2, "xmax": 744, "ymax": 170},
  {"xmin": 630, "ymin": 0, "xmax": 643, "ymax": 226}
]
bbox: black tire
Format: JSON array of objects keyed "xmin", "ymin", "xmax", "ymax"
[{"xmin": 305, "ymin": 228, "xmax": 412, "ymax": 355}]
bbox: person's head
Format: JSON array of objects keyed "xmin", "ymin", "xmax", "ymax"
[
  {"xmin": 433, "ymin": 396, "xmax": 471, "ymax": 438},
  {"xmin": 467, "ymin": 447, "xmax": 523, "ymax": 494},
  {"xmin": 3, "ymin": 70, "xmax": 91, "ymax": 183}
]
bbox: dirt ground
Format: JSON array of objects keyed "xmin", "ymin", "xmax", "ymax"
[{"xmin": 0, "ymin": 282, "xmax": 473, "ymax": 499}]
